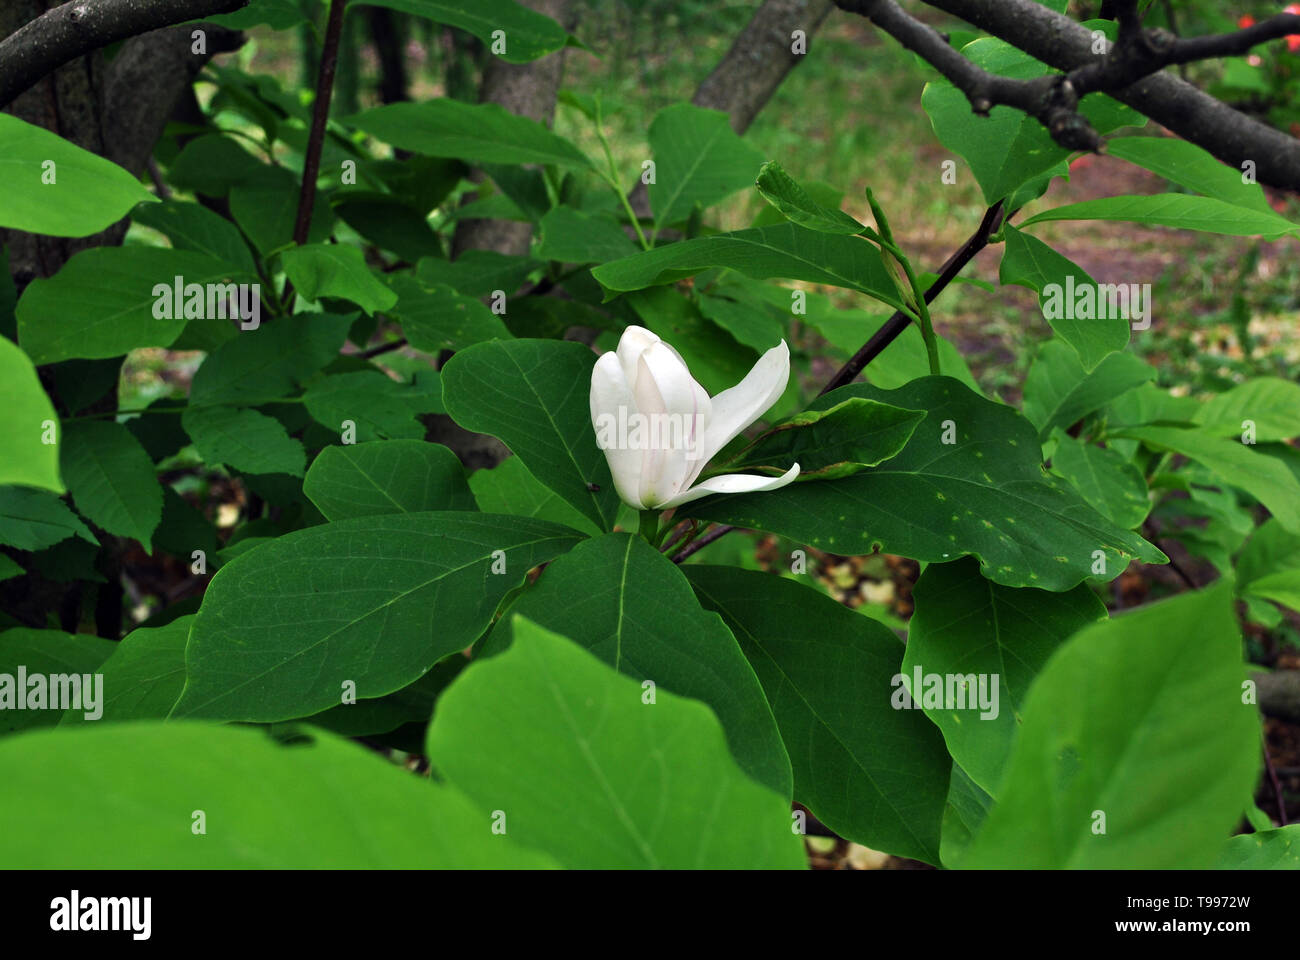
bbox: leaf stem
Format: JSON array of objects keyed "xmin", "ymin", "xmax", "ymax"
[
  {"xmin": 593, "ymin": 96, "xmax": 651, "ymax": 251},
  {"xmin": 865, "ymin": 188, "xmax": 939, "ymax": 376}
]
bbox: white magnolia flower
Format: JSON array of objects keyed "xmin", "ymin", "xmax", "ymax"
[{"xmin": 589, "ymin": 325, "xmax": 800, "ymax": 510}]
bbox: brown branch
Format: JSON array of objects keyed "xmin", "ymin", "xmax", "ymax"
[
  {"xmin": 919, "ymin": 0, "xmax": 1300, "ymax": 190},
  {"xmin": 293, "ymin": 0, "xmax": 347, "ymax": 247},
  {"xmin": 0, "ymin": 0, "xmax": 249, "ymax": 109},
  {"xmin": 671, "ymin": 523, "xmax": 737, "ymax": 564}
]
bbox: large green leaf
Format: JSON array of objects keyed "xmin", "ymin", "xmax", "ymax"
[
  {"xmin": 302, "ymin": 371, "xmax": 429, "ymax": 442},
  {"xmin": 1194, "ymin": 376, "xmax": 1300, "ymax": 442},
  {"xmin": 0, "ymin": 628, "xmax": 117, "ymax": 734},
  {"xmin": 182, "ymin": 405, "xmax": 307, "ymax": 477},
  {"xmin": 415, "ymin": 250, "xmax": 540, "ymax": 297},
  {"xmin": 593, "ymin": 223, "xmax": 903, "ymax": 313},
  {"xmin": 1049, "ymin": 432, "xmax": 1151, "ymax": 530},
  {"xmin": 0, "ymin": 113, "xmax": 155, "ymax": 237},
  {"xmin": 536, "ymin": 207, "xmax": 639, "ymax": 263},
  {"xmin": 189, "ymin": 312, "xmax": 355, "ymax": 407},
  {"xmin": 229, "ymin": 166, "xmax": 334, "ymax": 254},
  {"xmin": 1000, "ymin": 226, "xmax": 1128, "ymax": 371},
  {"xmin": 280, "ymin": 244, "xmax": 397, "ymax": 315},
  {"xmin": 346, "ymin": 100, "xmax": 592, "ymax": 169},
  {"xmin": 1106, "ymin": 136, "xmax": 1274, "ymax": 214},
  {"xmin": 428, "ymin": 616, "xmax": 806, "ymax": 869},
  {"xmin": 1214, "ymin": 826, "xmax": 1300, "ymax": 868},
  {"xmin": 1236, "ymin": 519, "xmax": 1300, "ymax": 613},
  {"xmin": 17, "ymin": 247, "xmax": 254, "ymax": 365},
  {"xmin": 360, "ymin": 0, "xmax": 570, "ymax": 63},
  {"xmin": 0, "ymin": 723, "xmax": 557, "ymax": 867},
  {"xmin": 0, "ymin": 487, "xmax": 96, "ymax": 551},
  {"xmin": 0, "ymin": 337, "xmax": 62, "ymax": 492},
  {"xmin": 961, "ymin": 581, "xmax": 1259, "ymax": 868},
  {"xmin": 1022, "ymin": 337, "xmax": 1154, "ymax": 439},
  {"xmin": 442, "ymin": 339, "xmax": 620, "ymax": 531},
  {"xmin": 388, "ymin": 275, "xmax": 512, "ymax": 352},
  {"xmin": 1021, "ymin": 193, "xmax": 1299, "ymax": 240},
  {"xmin": 921, "ymin": 34, "xmax": 1141, "ymax": 205},
  {"xmin": 1114, "ymin": 425, "xmax": 1300, "ymax": 533},
  {"xmin": 60, "ymin": 617, "xmax": 191, "ymax": 725},
  {"xmin": 131, "ymin": 199, "xmax": 257, "ymax": 273},
  {"xmin": 688, "ymin": 377, "xmax": 1165, "ymax": 590},
  {"xmin": 902, "ymin": 558, "xmax": 1106, "ymax": 797},
  {"xmin": 480, "ymin": 534, "xmax": 792, "ymax": 797},
  {"xmin": 60, "ymin": 421, "xmax": 162, "ymax": 552},
  {"xmin": 467, "ymin": 455, "xmax": 602, "ymax": 536},
  {"xmin": 686, "ymin": 565, "xmax": 953, "ymax": 864},
  {"xmin": 304, "ymin": 440, "xmax": 475, "ymax": 520},
  {"xmin": 170, "ymin": 512, "xmax": 583, "ymax": 721},
  {"xmin": 647, "ymin": 103, "xmax": 765, "ymax": 231}
]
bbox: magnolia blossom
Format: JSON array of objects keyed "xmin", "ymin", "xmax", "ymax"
[{"xmin": 590, "ymin": 325, "xmax": 800, "ymax": 510}]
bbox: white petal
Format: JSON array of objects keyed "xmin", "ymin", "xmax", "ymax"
[
  {"xmin": 590, "ymin": 351, "xmax": 646, "ymax": 509},
  {"xmin": 657, "ymin": 462, "xmax": 801, "ymax": 510},
  {"xmin": 616, "ymin": 325, "xmax": 660, "ymax": 388},
  {"xmin": 690, "ymin": 340, "xmax": 791, "ymax": 481},
  {"xmin": 633, "ymin": 344, "xmax": 711, "ymax": 507}
]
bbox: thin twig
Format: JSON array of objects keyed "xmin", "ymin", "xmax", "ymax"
[
  {"xmin": 1262, "ymin": 729, "xmax": 1289, "ymax": 827},
  {"xmin": 359, "ymin": 337, "xmax": 407, "ymax": 359},
  {"xmin": 671, "ymin": 524, "xmax": 736, "ymax": 563}
]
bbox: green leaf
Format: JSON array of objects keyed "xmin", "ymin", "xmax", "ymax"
[
  {"xmin": 902, "ymin": 557, "xmax": 1106, "ymax": 797},
  {"xmin": 536, "ymin": 207, "xmax": 639, "ymax": 263},
  {"xmin": 1000, "ymin": 226, "xmax": 1128, "ymax": 371},
  {"xmin": 961, "ymin": 581, "xmax": 1259, "ymax": 868},
  {"xmin": 647, "ymin": 103, "xmax": 765, "ymax": 230},
  {"xmin": 724, "ymin": 397, "xmax": 925, "ymax": 480},
  {"xmin": 468, "ymin": 455, "xmax": 602, "ymax": 536},
  {"xmin": 0, "ymin": 722, "xmax": 557, "ymax": 867},
  {"xmin": 1214, "ymin": 826, "xmax": 1300, "ymax": 868},
  {"xmin": 593, "ymin": 223, "xmax": 903, "ymax": 313},
  {"xmin": 280, "ymin": 244, "xmax": 397, "ymax": 315},
  {"xmin": 480, "ymin": 534, "xmax": 792, "ymax": 797},
  {"xmin": 695, "ymin": 290, "xmax": 786, "ymax": 355},
  {"xmin": 304, "ymin": 440, "xmax": 475, "ymax": 520},
  {"xmin": 688, "ymin": 377, "xmax": 1165, "ymax": 590},
  {"xmin": 1106, "ymin": 136, "xmax": 1274, "ymax": 214},
  {"xmin": 921, "ymin": 35, "xmax": 1141, "ymax": 204},
  {"xmin": 60, "ymin": 421, "xmax": 162, "ymax": 552},
  {"xmin": 810, "ymin": 309, "xmax": 981, "ymax": 394},
  {"xmin": 0, "ymin": 487, "xmax": 97, "ymax": 551},
  {"xmin": 1194, "ymin": 377, "xmax": 1300, "ymax": 442},
  {"xmin": 0, "ymin": 628, "xmax": 117, "ymax": 734},
  {"xmin": 229, "ymin": 166, "xmax": 334, "ymax": 255},
  {"xmin": 170, "ymin": 512, "xmax": 582, "ymax": 721},
  {"xmin": 1236, "ymin": 519, "xmax": 1300, "ymax": 613},
  {"xmin": 0, "ymin": 337, "xmax": 62, "ymax": 492},
  {"xmin": 346, "ymin": 100, "xmax": 592, "ymax": 169},
  {"xmin": 1115, "ymin": 425, "xmax": 1300, "ymax": 533},
  {"xmin": 206, "ymin": 0, "xmax": 311, "ymax": 30},
  {"xmin": 1049, "ymin": 432, "xmax": 1151, "ymax": 529},
  {"xmin": 0, "ymin": 555, "xmax": 22, "ymax": 582},
  {"xmin": 415, "ymin": 250, "xmax": 540, "ymax": 297},
  {"xmin": 190, "ymin": 312, "xmax": 355, "ymax": 406},
  {"xmin": 131, "ymin": 199, "xmax": 256, "ymax": 273},
  {"xmin": 624, "ymin": 286, "xmax": 760, "ymax": 397},
  {"xmin": 303, "ymin": 371, "xmax": 428, "ymax": 442},
  {"xmin": 442, "ymin": 339, "xmax": 620, "ymax": 531},
  {"xmin": 1022, "ymin": 337, "xmax": 1154, "ymax": 439},
  {"xmin": 1021, "ymin": 193, "xmax": 1299, "ymax": 240},
  {"xmin": 686, "ymin": 565, "xmax": 953, "ymax": 864},
  {"xmin": 360, "ymin": 0, "xmax": 570, "ymax": 63},
  {"xmin": 940, "ymin": 764, "xmax": 995, "ymax": 868},
  {"xmin": 388, "ymin": 275, "xmax": 512, "ymax": 352},
  {"xmin": 60, "ymin": 617, "xmax": 190, "ymax": 725},
  {"xmin": 0, "ymin": 113, "xmax": 155, "ymax": 237},
  {"xmin": 333, "ymin": 193, "xmax": 444, "ymax": 262},
  {"xmin": 302, "ymin": 656, "xmax": 465, "ymax": 737},
  {"xmin": 182, "ymin": 405, "xmax": 307, "ymax": 477},
  {"xmin": 166, "ymin": 134, "xmax": 265, "ymax": 198},
  {"xmin": 17, "ymin": 247, "xmax": 254, "ymax": 365},
  {"xmin": 428, "ymin": 616, "xmax": 806, "ymax": 868},
  {"xmin": 754, "ymin": 160, "xmax": 865, "ymax": 234}
]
